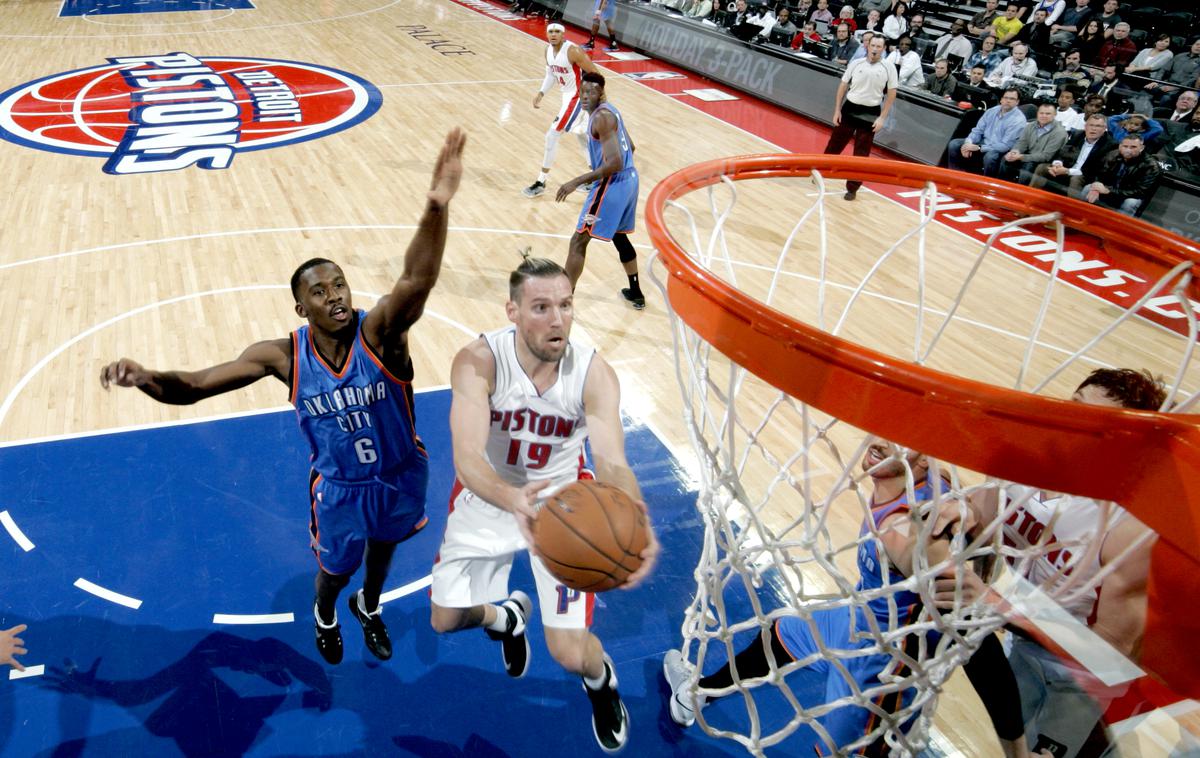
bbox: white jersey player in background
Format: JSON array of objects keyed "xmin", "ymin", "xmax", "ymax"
[
  {"xmin": 936, "ymin": 368, "xmax": 1164, "ymax": 758},
  {"xmin": 429, "ymin": 256, "xmax": 658, "ymax": 753},
  {"xmin": 523, "ymin": 23, "xmax": 599, "ymax": 198}
]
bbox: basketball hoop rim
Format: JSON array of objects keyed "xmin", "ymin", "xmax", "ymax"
[{"xmin": 644, "ymin": 154, "xmax": 1200, "ymax": 554}]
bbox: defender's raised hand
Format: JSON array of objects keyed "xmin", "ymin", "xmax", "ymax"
[{"xmin": 428, "ymin": 128, "xmax": 467, "ymax": 208}]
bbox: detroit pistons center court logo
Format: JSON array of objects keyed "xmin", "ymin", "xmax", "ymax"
[{"xmin": 0, "ymin": 52, "xmax": 382, "ymax": 175}]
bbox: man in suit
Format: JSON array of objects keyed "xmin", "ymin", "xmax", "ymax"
[
  {"xmin": 1028, "ymin": 112, "xmax": 1114, "ymax": 196},
  {"xmin": 1154, "ymin": 90, "xmax": 1198, "ymax": 125}
]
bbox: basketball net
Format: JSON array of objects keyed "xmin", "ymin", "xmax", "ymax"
[{"xmin": 645, "ymin": 156, "xmax": 1200, "ymax": 757}]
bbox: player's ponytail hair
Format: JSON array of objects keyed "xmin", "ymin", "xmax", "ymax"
[{"xmin": 509, "ymin": 256, "xmax": 567, "ymax": 302}]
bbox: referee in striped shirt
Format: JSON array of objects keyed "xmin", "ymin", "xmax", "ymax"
[{"xmin": 825, "ymin": 35, "xmax": 898, "ymax": 200}]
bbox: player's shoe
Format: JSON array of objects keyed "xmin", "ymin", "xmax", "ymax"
[
  {"xmin": 663, "ymin": 649, "xmax": 699, "ymax": 727},
  {"xmin": 347, "ymin": 589, "xmax": 392, "ymax": 661},
  {"xmin": 582, "ymin": 39, "xmax": 595, "ymax": 50},
  {"xmin": 620, "ymin": 288, "xmax": 646, "ymax": 310},
  {"xmin": 314, "ymin": 604, "xmax": 344, "ymax": 665},
  {"xmin": 584, "ymin": 654, "xmax": 629, "ymax": 753},
  {"xmin": 604, "ymin": 42, "xmax": 620, "ymax": 52},
  {"xmin": 486, "ymin": 590, "xmax": 532, "ymax": 678},
  {"xmin": 523, "ymin": 180, "xmax": 546, "ymax": 198}
]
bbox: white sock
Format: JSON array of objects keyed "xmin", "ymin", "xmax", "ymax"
[
  {"xmin": 486, "ymin": 605, "xmax": 512, "ymax": 633},
  {"xmin": 583, "ymin": 659, "xmax": 610, "ymax": 690},
  {"xmin": 314, "ymin": 603, "xmax": 337, "ymax": 628},
  {"xmin": 537, "ymin": 171, "xmax": 549, "ymax": 183},
  {"xmin": 356, "ymin": 590, "xmax": 378, "ymax": 617}
]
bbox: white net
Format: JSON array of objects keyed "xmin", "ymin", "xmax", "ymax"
[{"xmin": 646, "ymin": 161, "xmax": 1200, "ymax": 757}]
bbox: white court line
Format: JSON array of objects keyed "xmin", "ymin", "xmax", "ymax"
[
  {"xmin": 379, "ymin": 78, "xmax": 541, "ymax": 88},
  {"xmin": 212, "ymin": 613, "xmax": 295, "ymax": 625},
  {"xmin": 9, "ymin": 665, "xmax": 45, "ymax": 680},
  {"xmin": 380, "ymin": 574, "xmax": 432, "ymax": 604},
  {"xmin": 74, "ymin": 578, "xmax": 143, "ymax": 609},
  {"xmin": 0, "ymin": 511, "xmax": 34, "ymax": 551}
]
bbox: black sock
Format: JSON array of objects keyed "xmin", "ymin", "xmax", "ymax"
[
  {"xmin": 627, "ymin": 273, "xmax": 641, "ymax": 295},
  {"xmin": 699, "ymin": 624, "xmax": 793, "ymax": 691}
]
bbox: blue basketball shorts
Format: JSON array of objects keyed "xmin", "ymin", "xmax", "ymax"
[
  {"xmin": 308, "ymin": 453, "xmax": 429, "ymax": 576},
  {"xmin": 594, "ymin": 0, "xmax": 615, "ymax": 21},
  {"xmin": 576, "ymin": 168, "xmax": 638, "ymax": 241},
  {"xmin": 775, "ymin": 607, "xmax": 923, "ymax": 754}
]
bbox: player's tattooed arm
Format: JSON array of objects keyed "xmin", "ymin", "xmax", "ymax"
[{"xmin": 99, "ymin": 338, "xmax": 291, "ymax": 405}]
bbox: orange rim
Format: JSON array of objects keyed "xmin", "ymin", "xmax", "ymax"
[{"xmin": 646, "ymin": 154, "xmax": 1200, "ymax": 696}]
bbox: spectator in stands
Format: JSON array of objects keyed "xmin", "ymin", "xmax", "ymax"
[
  {"xmin": 1094, "ymin": 0, "xmax": 1120, "ymax": 36},
  {"xmin": 966, "ymin": 64, "xmax": 990, "ymax": 89},
  {"xmin": 1031, "ymin": 0, "xmax": 1065, "ymax": 26},
  {"xmin": 1029, "ymin": 112, "xmax": 1114, "ymax": 194},
  {"xmin": 992, "ymin": 4, "xmax": 1025, "ymax": 45},
  {"xmin": 747, "ymin": 4, "xmax": 777, "ymax": 37},
  {"xmin": 924, "ymin": 58, "xmax": 959, "ymax": 98},
  {"xmin": 723, "ymin": 0, "xmax": 752, "ymax": 29},
  {"xmin": 1083, "ymin": 134, "xmax": 1161, "ymax": 215},
  {"xmin": 772, "ymin": 7, "xmax": 798, "ymax": 39},
  {"xmin": 1155, "ymin": 90, "xmax": 1198, "ymax": 124},
  {"xmin": 967, "ymin": 35, "xmax": 1005, "ymax": 76},
  {"xmin": 1081, "ymin": 92, "xmax": 1107, "ymax": 118},
  {"xmin": 1073, "ymin": 18, "xmax": 1106, "ymax": 63},
  {"xmin": 1143, "ymin": 38, "xmax": 1200, "ymax": 108},
  {"xmin": 1054, "ymin": 87, "xmax": 1086, "ymax": 129},
  {"xmin": 858, "ymin": 9, "xmax": 883, "ymax": 40},
  {"xmin": 987, "ymin": 43, "xmax": 1038, "ymax": 87},
  {"xmin": 887, "ymin": 35, "xmax": 925, "ymax": 87},
  {"xmin": 948, "ymin": 87, "xmax": 1029, "ymax": 176},
  {"xmin": 836, "ymin": 4, "xmax": 858, "ymax": 33},
  {"xmin": 908, "ymin": 13, "xmax": 929, "ymax": 41},
  {"xmin": 1085, "ymin": 63, "xmax": 1124, "ymax": 104},
  {"xmin": 795, "ymin": 0, "xmax": 814, "ymax": 20},
  {"xmin": 1156, "ymin": 108, "xmax": 1200, "ymax": 176},
  {"xmin": 1002, "ymin": 101, "xmax": 1069, "ymax": 180},
  {"xmin": 969, "ymin": 0, "xmax": 1001, "ymax": 38},
  {"xmin": 1053, "ymin": 50, "xmax": 1093, "ymax": 89},
  {"xmin": 1093, "ymin": 22, "xmax": 1135, "ymax": 68},
  {"xmin": 1127, "ymin": 35, "xmax": 1176, "ymax": 80},
  {"xmin": 828, "ymin": 22, "xmax": 861, "ymax": 64},
  {"xmin": 1013, "ymin": 8, "xmax": 1053, "ymax": 59},
  {"xmin": 1108, "ymin": 112, "xmax": 1165, "ymax": 148},
  {"xmin": 934, "ymin": 19, "xmax": 974, "ymax": 64},
  {"xmin": 824, "ymin": 34, "xmax": 898, "ymax": 200},
  {"xmin": 792, "ymin": 20, "xmax": 822, "ymax": 48},
  {"xmin": 857, "ymin": 0, "xmax": 893, "ymax": 16},
  {"xmin": 851, "ymin": 31, "xmax": 876, "ymax": 61},
  {"xmin": 1049, "ymin": 0, "xmax": 1092, "ymax": 46},
  {"xmin": 810, "ymin": 0, "xmax": 834, "ymax": 26},
  {"xmin": 882, "ymin": 1, "xmax": 909, "ymax": 44}
]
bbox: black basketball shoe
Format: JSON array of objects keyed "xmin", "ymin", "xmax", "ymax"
[
  {"xmin": 584, "ymin": 654, "xmax": 629, "ymax": 753},
  {"xmin": 620, "ymin": 288, "xmax": 645, "ymax": 310},
  {"xmin": 314, "ymin": 604, "xmax": 343, "ymax": 665},
  {"xmin": 485, "ymin": 590, "xmax": 532, "ymax": 678},
  {"xmin": 347, "ymin": 589, "xmax": 392, "ymax": 661},
  {"xmin": 522, "ymin": 180, "xmax": 546, "ymax": 198}
]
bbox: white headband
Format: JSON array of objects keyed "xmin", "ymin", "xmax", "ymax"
[{"xmin": 547, "ymin": 23, "xmax": 565, "ymax": 33}]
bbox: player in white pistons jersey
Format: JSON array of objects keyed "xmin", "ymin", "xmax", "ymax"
[
  {"xmin": 430, "ymin": 257, "xmax": 658, "ymax": 754},
  {"xmin": 523, "ymin": 22, "xmax": 599, "ymax": 199},
  {"xmin": 935, "ymin": 368, "xmax": 1165, "ymax": 758}
]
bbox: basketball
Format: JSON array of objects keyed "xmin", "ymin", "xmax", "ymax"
[{"xmin": 532, "ymin": 480, "xmax": 649, "ymax": 592}]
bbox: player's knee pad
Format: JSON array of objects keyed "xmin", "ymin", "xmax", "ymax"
[
  {"xmin": 543, "ymin": 127, "xmax": 563, "ymax": 167},
  {"xmin": 613, "ymin": 234, "xmax": 637, "ymax": 263}
]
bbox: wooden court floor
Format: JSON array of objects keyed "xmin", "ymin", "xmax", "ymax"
[{"xmin": 0, "ymin": 1, "xmax": 1196, "ymax": 755}]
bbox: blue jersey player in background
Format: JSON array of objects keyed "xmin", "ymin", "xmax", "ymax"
[
  {"xmin": 662, "ymin": 439, "xmax": 969, "ymax": 756},
  {"xmin": 99, "ymin": 128, "xmax": 466, "ymax": 666},
  {"xmin": 555, "ymin": 72, "xmax": 645, "ymax": 310}
]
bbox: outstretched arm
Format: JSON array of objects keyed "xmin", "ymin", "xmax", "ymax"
[
  {"xmin": 582, "ymin": 356, "xmax": 659, "ymax": 588},
  {"xmin": 362, "ymin": 128, "xmax": 466, "ymax": 348},
  {"xmin": 100, "ymin": 338, "xmax": 291, "ymax": 405}
]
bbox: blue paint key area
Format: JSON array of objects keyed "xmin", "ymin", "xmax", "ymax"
[{"xmin": 60, "ymin": 0, "xmax": 255, "ymax": 18}]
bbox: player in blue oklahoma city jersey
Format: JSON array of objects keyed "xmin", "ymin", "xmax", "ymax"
[
  {"xmin": 663, "ymin": 440, "xmax": 960, "ymax": 755},
  {"xmin": 555, "ymin": 71, "xmax": 645, "ymax": 310},
  {"xmin": 99, "ymin": 128, "xmax": 466, "ymax": 666}
]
